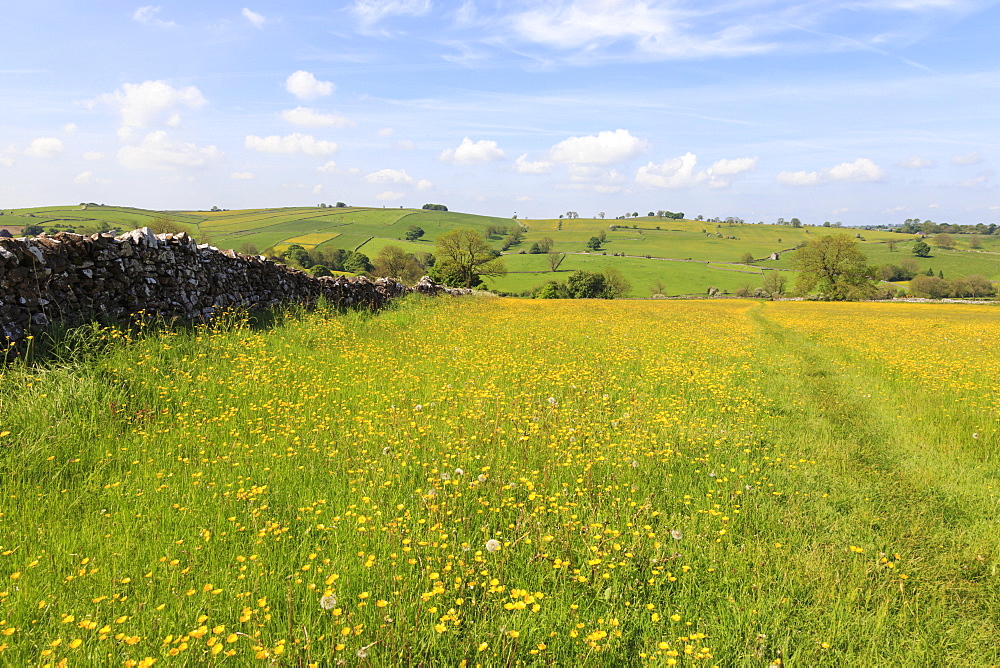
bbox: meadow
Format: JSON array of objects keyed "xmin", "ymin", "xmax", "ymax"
[
  {"xmin": 16, "ymin": 205, "xmax": 986, "ymax": 298},
  {"xmin": 1, "ymin": 296, "xmax": 998, "ymax": 666}
]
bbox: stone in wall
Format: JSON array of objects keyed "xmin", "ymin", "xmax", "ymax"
[{"xmin": 0, "ymin": 228, "xmax": 469, "ymax": 342}]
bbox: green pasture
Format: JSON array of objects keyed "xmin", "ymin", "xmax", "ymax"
[{"xmin": 486, "ymin": 252, "xmax": 785, "ymax": 297}]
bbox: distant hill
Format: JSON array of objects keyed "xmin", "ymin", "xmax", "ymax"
[{"xmin": 6, "ymin": 205, "xmax": 998, "ymax": 297}]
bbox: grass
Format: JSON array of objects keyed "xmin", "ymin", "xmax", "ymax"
[{"xmin": 0, "ymin": 297, "xmax": 999, "ymax": 665}]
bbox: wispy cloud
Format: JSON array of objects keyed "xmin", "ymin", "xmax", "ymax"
[
  {"xmin": 132, "ymin": 6, "xmax": 177, "ymax": 28},
  {"xmin": 242, "ymin": 8, "xmax": 266, "ymax": 28},
  {"xmin": 352, "ymin": 0, "xmax": 431, "ymax": 29},
  {"xmin": 281, "ymin": 107, "xmax": 355, "ymax": 128},
  {"xmin": 951, "ymin": 151, "xmax": 983, "ymax": 165},
  {"xmin": 245, "ymin": 133, "xmax": 338, "ymax": 155}
]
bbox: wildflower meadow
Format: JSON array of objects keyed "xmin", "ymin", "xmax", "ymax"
[{"xmin": 0, "ymin": 296, "xmax": 998, "ymax": 666}]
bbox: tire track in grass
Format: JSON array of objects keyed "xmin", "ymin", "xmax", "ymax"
[{"xmin": 745, "ymin": 304, "xmax": 1000, "ymax": 664}]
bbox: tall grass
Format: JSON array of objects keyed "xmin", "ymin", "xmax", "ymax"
[{"xmin": 0, "ymin": 297, "xmax": 997, "ymax": 666}]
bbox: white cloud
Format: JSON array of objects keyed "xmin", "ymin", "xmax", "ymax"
[
  {"xmin": 635, "ymin": 153, "xmax": 754, "ymax": 189},
  {"xmin": 636, "ymin": 152, "xmax": 702, "ymax": 188},
  {"xmin": 395, "ymin": 140, "xmax": 416, "ymax": 150},
  {"xmin": 245, "ymin": 133, "xmax": 338, "ymax": 155},
  {"xmin": 242, "ymin": 8, "xmax": 266, "ymax": 27},
  {"xmin": 133, "ymin": 5, "xmax": 177, "ymax": 28},
  {"xmin": 549, "ymin": 129, "xmax": 647, "ymax": 166},
  {"xmin": 515, "ymin": 153, "xmax": 554, "ymax": 175},
  {"xmin": 24, "ymin": 137, "xmax": 65, "ymax": 158},
  {"xmin": 776, "ymin": 170, "xmax": 823, "ymax": 186},
  {"xmin": 230, "ymin": 172, "xmax": 255, "ymax": 180},
  {"xmin": 317, "ymin": 161, "xmax": 339, "ymax": 173},
  {"xmin": 956, "ymin": 175, "xmax": 989, "ymax": 188},
  {"xmin": 377, "ymin": 127, "xmax": 394, "ymax": 137},
  {"xmin": 899, "ymin": 155, "xmax": 934, "ymax": 168},
  {"xmin": 440, "ymin": 137, "xmax": 506, "ymax": 164},
  {"xmin": 365, "ymin": 168, "xmax": 414, "ymax": 184},
  {"xmin": 827, "ymin": 158, "xmax": 887, "ymax": 182},
  {"xmin": 83, "ymin": 151, "xmax": 104, "ymax": 161},
  {"xmin": 312, "ymin": 184, "xmax": 323, "ymax": 195},
  {"xmin": 777, "ymin": 158, "xmax": 886, "ymax": 186},
  {"xmin": 0, "ymin": 156, "xmax": 14, "ymax": 167},
  {"xmin": 951, "ymin": 152, "xmax": 983, "ymax": 165},
  {"xmin": 280, "ymin": 107, "xmax": 354, "ymax": 128},
  {"xmin": 416, "ymin": 179, "xmax": 433, "ymax": 190},
  {"xmin": 73, "ymin": 171, "xmax": 111, "ymax": 185},
  {"xmin": 285, "ymin": 71, "xmax": 334, "ymax": 100},
  {"xmin": 376, "ymin": 190, "xmax": 404, "ymax": 201},
  {"xmin": 117, "ymin": 131, "xmax": 221, "ymax": 170},
  {"xmin": 352, "ymin": 0, "xmax": 431, "ymax": 28},
  {"xmin": 63, "ymin": 123, "xmax": 77, "ymax": 135},
  {"xmin": 509, "ymin": 0, "xmax": 769, "ymax": 61},
  {"xmin": 96, "ymin": 80, "xmax": 206, "ymax": 132}
]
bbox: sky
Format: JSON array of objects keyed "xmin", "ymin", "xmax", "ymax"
[{"xmin": 2, "ymin": 0, "xmax": 1000, "ymax": 226}]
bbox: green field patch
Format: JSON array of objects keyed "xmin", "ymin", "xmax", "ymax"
[{"xmin": 281, "ymin": 232, "xmax": 341, "ymax": 248}]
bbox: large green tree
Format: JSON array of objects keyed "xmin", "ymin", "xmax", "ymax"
[
  {"xmin": 431, "ymin": 229, "xmax": 506, "ymax": 288},
  {"xmin": 792, "ymin": 234, "xmax": 876, "ymax": 300}
]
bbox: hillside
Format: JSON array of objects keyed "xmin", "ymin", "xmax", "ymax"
[{"xmin": 6, "ymin": 204, "xmax": 999, "ymax": 297}]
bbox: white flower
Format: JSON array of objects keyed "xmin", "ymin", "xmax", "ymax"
[
  {"xmin": 440, "ymin": 472, "xmax": 451, "ymax": 481},
  {"xmin": 382, "ymin": 446, "xmax": 392, "ymax": 456},
  {"xmin": 670, "ymin": 529, "xmax": 683, "ymax": 540},
  {"xmin": 320, "ymin": 594, "xmax": 337, "ymax": 610},
  {"xmin": 477, "ymin": 474, "xmax": 487, "ymax": 483},
  {"xmin": 547, "ymin": 397, "xmax": 557, "ymax": 406},
  {"xmin": 454, "ymin": 468, "xmax": 464, "ymax": 476},
  {"xmin": 485, "ymin": 539, "xmax": 501, "ymax": 552},
  {"xmin": 414, "ymin": 404, "xmax": 423, "ymax": 411}
]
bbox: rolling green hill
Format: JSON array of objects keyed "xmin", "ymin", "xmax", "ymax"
[{"xmin": 5, "ymin": 205, "xmax": 998, "ymax": 297}]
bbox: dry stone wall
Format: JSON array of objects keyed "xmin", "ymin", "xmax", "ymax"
[{"xmin": 0, "ymin": 227, "xmax": 467, "ymax": 342}]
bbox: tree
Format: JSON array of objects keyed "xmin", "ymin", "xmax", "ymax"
[
  {"xmin": 649, "ymin": 279, "xmax": 668, "ymax": 297},
  {"xmin": 586, "ymin": 236, "xmax": 602, "ymax": 251},
  {"xmin": 932, "ymin": 233, "xmax": 956, "ymax": 249},
  {"xmin": 912, "ymin": 239, "xmax": 931, "ymax": 257},
  {"xmin": 537, "ymin": 237, "xmax": 554, "ymax": 253},
  {"xmin": 547, "ymin": 251, "xmax": 566, "ymax": 272},
  {"xmin": 567, "ymin": 271, "xmax": 607, "ymax": 298},
  {"xmin": 422, "ymin": 203, "xmax": 448, "ymax": 211},
  {"xmin": 602, "ymin": 267, "xmax": 631, "ymax": 298},
  {"xmin": 374, "ymin": 245, "xmax": 423, "ymax": 283},
  {"xmin": 598, "ymin": 212, "xmax": 605, "ymax": 219},
  {"xmin": 762, "ymin": 272, "xmax": 788, "ymax": 295},
  {"xmin": 432, "ymin": 228, "xmax": 506, "ymax": 288},
  {"xmin": 343, "ymin": 251, "xmax": 372, "ymax": 274},
  {"xmin": 148, "ymin": 215, "xmax": 186, "ymax": 235},
  {"xmin": 310, "ymin": 264, "xmax": 332, "ymax": 277},
  {"xmin": 792, "ymin": 234, "xmax": 877, "ymax": 300},
  {"xmin": 886, "ymin": 239, "xmax": 897, "ymax": 252},
  {"xmin": 964, "ymin": 274, "xmax": 994, "ymax": 298},
  {"xmin": 739, "ymin": 252, "xmax": 755, "ymax": 265},
  {"xmin": 335, "ymin": 202, "xmax": 347, "ymax": 208},
  {"xmin": 404, "ymin": 225, "xmax": 425, "ymax": 241}
]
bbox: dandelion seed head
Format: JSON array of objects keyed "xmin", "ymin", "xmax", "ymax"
[
  {"xmin": 671, "ymin": 529, "xmax": 683, "ymax": 540},
  {"xmin": 320, "ymin": 594, "xmax": 337, "ymax": 610},
  {"xmin": 485, "ymin": 539, "xmax": 501, "ymax": 552}
]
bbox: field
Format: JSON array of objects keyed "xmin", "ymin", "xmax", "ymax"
[
  {"xmin": 1, "ymin": 297, "xmax": 999, "ymax": 666},
  {"xmin": 7, "ymin": 205, "xmax": 1000, "ymax": 297}
]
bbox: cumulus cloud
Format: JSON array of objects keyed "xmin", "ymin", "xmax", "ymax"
[
  {"xmin": 245, "ymin": 133, "xmax": 338, "ymax": 155},
  {"xmin": 280, "ymin": 107, "xmax": 354, "ymax": 128},
  {"xmin": 24, "ymin": 137, "xmax": 65, "ymax": 158},
  {"xmin": 242, "ymin": 8, "xmax": 266, "ymax": 27},
  {"xmin": 951, "ymin": 152, "xmax": 983, "ymax": 165},
  {"xmin": 365, "ymin": 168, "xmax": 414, "ymax": 184},
  {"xmin": 956, "ymin": 174, "xmax": 990, "ymax": 188},
  {"xmin": 285, "ymin": 71, "xmax": 334, "ymax": 100},
  {"xmin": 73, "ymin": 171, "xmax": 112, "ymax": 185},
  {"xmin": 416, "ymin": 179, "xmax": 433, "ymax": 190},
  {"xmin": 96, "ymin": 80, "xmax": 206, "ymax": 133},
  {"xmin": 636, "ymin": 153, "xmax": 756, "ymax": 189},
  {"xmin": 230, "ymin": 172, "xmax": 255, "ymax": 180},
  {"xmin": 440, "ymin": 137, "xmax": 505, "ymax": 164},
  {"xmin": 549, "ymin": 129, "xmax": 647, "ymax": 166},
  {"xmin": 515, "ymin": 154, "xmax": 554, "ymax": 175},
  {"xmin": 777, "ymin": 158, "xmax": 886, "ymax": 186},
  {"xmin": 376, "ymin": 190, "xmax": 404, "ymax": 201},
  {"xmin": 117, "ymin": 131, "xmax": 221, "ymax": 170},
  {"xmin": 312, "ymin": 184, "xmax": 323, "ymax": 195},
  {"xmin": 898, "ymin": 155, "xmax": 934, "ymax": 168},
  {"xmin": 352, "ymin": 0, "xmax": 431, "ymax": 28},
  {"xmin": 317, "ymin": 161, "xmax": 339, "ymax": 173},
  {"xmin": 133, "ymin": 5, "xmax": 177, "ymax": 28}
]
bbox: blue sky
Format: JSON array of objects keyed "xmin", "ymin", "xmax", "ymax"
[{"xmin": 2, "ymin": 0, "xmax": 999, "ymax": 225}]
